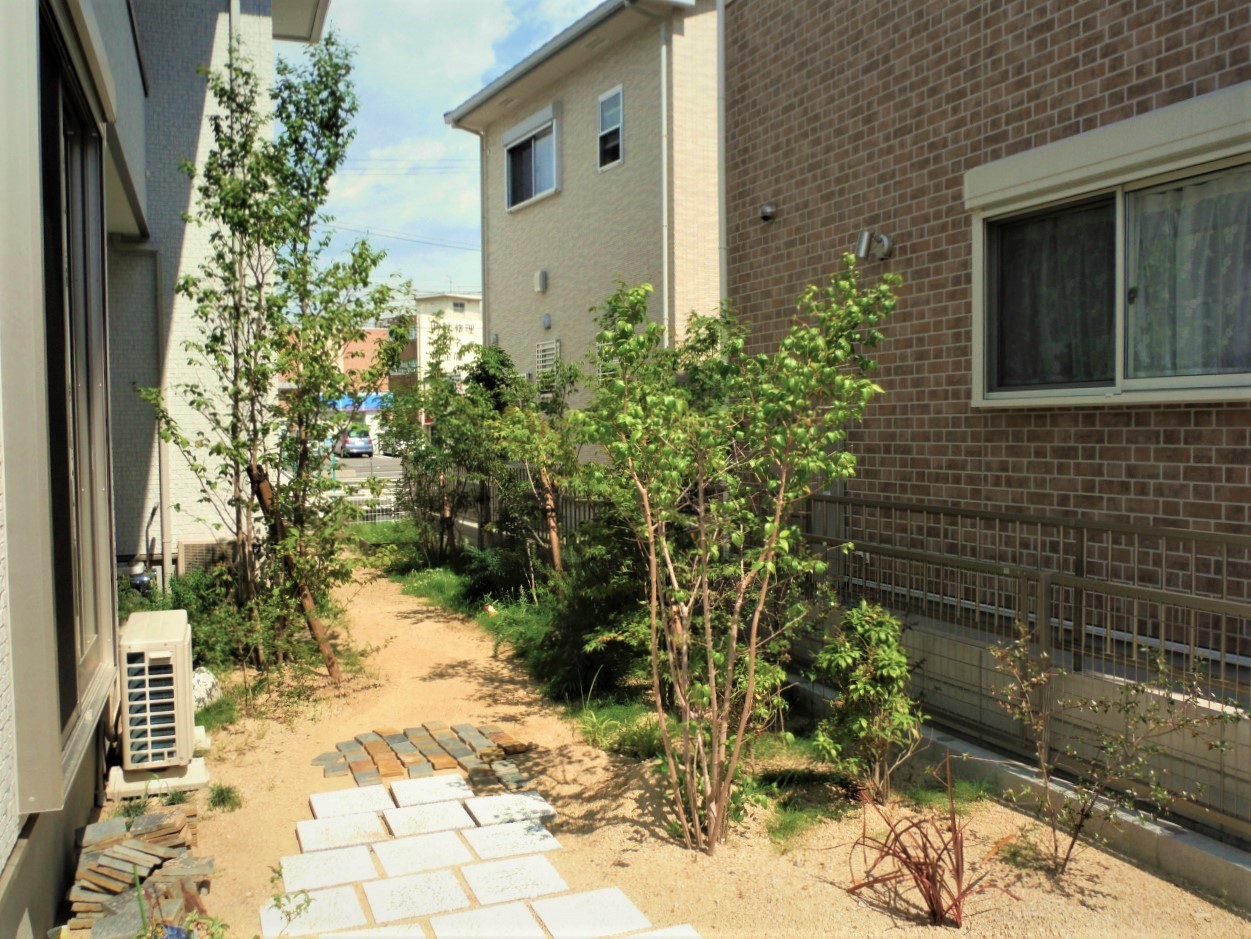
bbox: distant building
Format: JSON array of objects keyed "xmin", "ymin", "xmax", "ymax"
[
  {"xmin": 446, "ymin": 0, "xmax": 721, "ymax": 395},
  {"xmin": 390, "ymin": 292, "xmax": 483, "ymax": 385}
]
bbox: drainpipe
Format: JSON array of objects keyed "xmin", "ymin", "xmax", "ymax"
[
  {"xmin": 716, "ymin": 0, "xmax": 728, "ymax": 302},
  {"xmin": 626, "ymin": 1, "xmax": 672, "ymax": 346}
]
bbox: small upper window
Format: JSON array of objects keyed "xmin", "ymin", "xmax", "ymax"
[
  {"xmin": 598, "ymin": 87, "xmax": 622, "ymax": 169},
  {"xmin": 507, "ymin": 124, "xmax": 556, "ymax": 208},
  {"xmin": 452, "ymin": 301, "xmax": 466, "ymax": 313}
]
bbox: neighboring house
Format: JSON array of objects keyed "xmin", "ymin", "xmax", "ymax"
[
  {"xmin": 446, "ymin": 0, "xmax": 721, "ymax": 395},
  {"xmin": 390, "ymin": 292, "xmax": 484, "ymax": 384},
  {"xmin": 725, "ymin": 1, "xmax": 1250, "ymax": 844},
  {"xmin": 0, "ymin": 2, "xmax": 326, "ymax": 933}
]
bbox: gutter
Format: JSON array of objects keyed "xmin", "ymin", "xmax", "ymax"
[
  {"xmin": 445, "ymin": 0, "xmax": 695, "ymax": 129},
  {"xmin": 716, "ymin": 0, "xmax": 728, "ymax": 301}
]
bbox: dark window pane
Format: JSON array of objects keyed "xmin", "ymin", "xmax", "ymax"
[
  {"xmin": 507, "ymin": 140, "xmax": 533, "ymax": 207},
  {"xmin": 989, "ymin": 197, "xmax": 1116, "ymax": 390},
  {"xmin": 599, "ymin": 127, "xmax": 621, "ymax": 166}
]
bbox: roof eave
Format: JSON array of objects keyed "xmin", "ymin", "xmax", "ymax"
[{"xmin": 445, "ymin": 0, "xmax": 694, "ymax": 130}]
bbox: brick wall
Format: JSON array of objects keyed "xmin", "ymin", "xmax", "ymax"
[{"xmin": 725, "ymin": 0, "xmax": 1251, "ymax": 535}]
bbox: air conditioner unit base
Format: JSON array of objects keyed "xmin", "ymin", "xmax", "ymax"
[{"xmin": 106, "ymin": 756, "xmax": 210, "ymax": 801}]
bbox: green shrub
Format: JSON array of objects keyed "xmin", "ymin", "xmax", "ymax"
[
  {"xmin": 399, "ymin": 567, "xmax": 472, "ymax": 613},
  {"xmin": 208, "ymin": 783, "xmax": 242, "ymax": 812},
  {"xmin": 812, "ymin": 601, "xmax": 923, "ymax": 803}
]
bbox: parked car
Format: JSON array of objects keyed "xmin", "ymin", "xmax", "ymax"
[{"xmin": 335, "ymin": 426, "xmax": 373, "ymax": 458}]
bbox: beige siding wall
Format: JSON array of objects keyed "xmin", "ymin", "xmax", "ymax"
[
  {"xmin": 669, "ymin": 0, "xmax": 722, "ymax": 336},
  {"xmin": 482, "ymin": 19, "xmax": 664, "ymax": 382}
]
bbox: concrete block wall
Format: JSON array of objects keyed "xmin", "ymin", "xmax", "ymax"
[
  {"xmin": 724, "ymin": 0, "xmax": 1251, "ymax": 536},
  {"xmin": 0, "ymin": 429, "xmax": 18, "ymax": 868}
]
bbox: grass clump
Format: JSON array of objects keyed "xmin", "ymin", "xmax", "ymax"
[
  {"xmin": 571, "ymin": 701, "xmax": 665, "ymax": 760},
  {"xmin": 195, "ymin": 688, "xmax": 240, "ymax": 733},
  {"xmin": 399, "ymin": 567, "xmax": 473, "ymax": 613},
  {"xmin": 901, "ymin": 776, "xmax": 994, "ymax": 816},
  {"xmin": 208, "ymin": 782, "xmax": 243, "ymax": 812}
]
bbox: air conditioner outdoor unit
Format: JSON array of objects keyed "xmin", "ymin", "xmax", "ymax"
[
  {"xmin": 120, "ymin": 610, "xmax": 195, "ymax": 771},
  {"xmin": 177, "ymin": 538, "xmax": 234, "ymax": 575}
]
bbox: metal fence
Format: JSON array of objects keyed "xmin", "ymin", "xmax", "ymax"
[{"xmin": 808, "ymin": 494, "xmax": 1251, "ymax": 844}]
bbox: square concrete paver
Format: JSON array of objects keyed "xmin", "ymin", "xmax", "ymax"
[
  {"xmin": 362, "ymin": 869, "xmax": 471, "ymax": 923},
  {"xmin": 461, "ymin": 820, "xmax": 560, "ymax": 860},
  {"xmin": 390, "ymin": 775, "xmax": 475, "ymax": 806},
  {"xmin": 461, "ymin": 854, "xmax": 567, "ymax": 904},
  {"xmin": 532, "ymin": 888, "xmax": 651, "ymax": 939},
  {"xmin": 309, "ymin": 784, "xmax": 395, "ymax": 819},
  {"xmin": 463, "ymin": 792, "xmax": 556, "ymax": 826},
  {"xmin": 372, "ymin": 830, "xmax": 474, "ymax": 877},
  {"xmin": 280, "ymin": 844, "xmax": 377, "ymax": 892},
  {"xmin": 296, "ymin": 812, "xmax": 390, "ymax": 852},
  {"xmin": 430, "ymin": 901, "xmax": 547, "ymax": 939},
  {"xmin": 259, "ymin": 884, "xmax": 368, "ymax": 938},
  {"xmin": 383, "ymin": 801, "xmax": 476, "ymax": 837}
]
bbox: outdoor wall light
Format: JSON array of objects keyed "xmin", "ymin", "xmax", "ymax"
[
  {"xmin": 759, "ymin": 200, "xmax": 777, "ymax": 222},
  {"xmin": 854, "ymin": 229, "xmax": 894, "ymax": 261},
  {"xmin": 541, "ymin": 313, "xmax": 552, "ymax": 330},
  {"xmin": 490, "ymin": 333, "xmax": 499, "ymax": 346}
]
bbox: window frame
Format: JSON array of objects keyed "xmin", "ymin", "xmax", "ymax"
[
  {"xmin": 504, "ymin": 105, "xmax": 559, "ymax": 211},
  {"xmin": 598, "ymin": 85, "xmax": 623, "ymax": 171},
  {"xmin": 967, "ymin": 81, "xmax": 1251, "ymax": 408}
]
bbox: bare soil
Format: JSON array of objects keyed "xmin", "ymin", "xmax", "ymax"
[{"xmin": 171, "ymin": 574, "xmax": 1250, "ymax": 937}]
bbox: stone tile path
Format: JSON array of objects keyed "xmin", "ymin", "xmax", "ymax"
[{"xmin": 263, "ymin": 772, "xmax": 699, "ymax": 938}]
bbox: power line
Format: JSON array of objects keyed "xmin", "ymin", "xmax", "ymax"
[{"xmin": 323, "ymin": 223, "xmax": 481, "ymax": 252}]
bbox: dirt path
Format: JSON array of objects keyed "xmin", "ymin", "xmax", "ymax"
[{"xmin": 192, "ymin": 574, "xmax": 1251, "ymax": 937}]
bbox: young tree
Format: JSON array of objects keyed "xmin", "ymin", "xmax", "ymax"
[
  {"xmin": 580, "ymin": 261, "xmax": 898, "ymax": 853},
  {"xmin": 143, "ymin": 35, "xmax": 403, "ymax": 679}
]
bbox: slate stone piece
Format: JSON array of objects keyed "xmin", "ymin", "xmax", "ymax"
[
  {"xmin": 422, "ymin": 720, "xmax": 449, "ymax": 733},
  {"xmin": 461, "ymin": 820, "xmax": 560, "ymax": 860},
  {"xmin": 80, "ymin": 817, "xmax": 128, "ymax": 849},
  {"xmin": 311, "ymin": 751, "xmax": 343, "ymax": 766},
  {"xmin": 430, "ymin": 902, "xmax": 547, "ymax": 939},
  {"xmin": 461, "ymin": 854, "xmax": 568, "ymax": 904},
  {"xmin": 407, "ymin": 764, "xmax": 433, "ymax": 779},
  {"xmin": 392, "ymin": 740, "xmax": 417, "ymax": 754},
  {"xmin": 532, "ymin": 887, "xmax": 651, "ymax": 939},
  {"xmin": 259, "ymin": 884, "xmax": 368, "ymax": 938},
  {"xmin": 324, "ymin": 762, "xmax": 350, "ymax": 778},
  {"xmin": 335, "ymin": 740, "xmax": 361, "ymax": 752},
  {"xmin": 355, "ymin": 732, "xmax": 384, "ymax": 745},
  {"xmin": 362, "ymin": 869, "xmax": 471, "ymax": 923},
  {"xmin": 371, "ymin": 830, "xmax": 473, "ymax": 877}
]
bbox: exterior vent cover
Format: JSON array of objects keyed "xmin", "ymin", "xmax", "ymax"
[
  {"xmin": 120, "ymin": 610, "xmax": 194, "ymax": 770},
  {"xmin": 177, "ymin": 539, "xmax": 234, "ymax": 575}
]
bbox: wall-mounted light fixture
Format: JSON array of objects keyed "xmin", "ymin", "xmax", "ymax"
[
  {"xmin": 541, "ymin": 313, "xmax": 552, "ymax": 330},
  {"xmin": 854, "ymin": 229, "xmax": 894, "ymax": 261},
  {"xmin": 534, "ymin": 269, "xmax": 548, "ymax": 293},
  {"xmin": 490, "ymin": 333, "xmax": 499, "ymax": 346},
  {"xmin": 759, "ymin": 200, "xmax": 777, "ymax": 222}
]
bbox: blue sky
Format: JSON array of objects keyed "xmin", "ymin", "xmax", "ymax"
[{"xmin": 277, "ymin": 0, "xmax": 602, "ymax": 296}]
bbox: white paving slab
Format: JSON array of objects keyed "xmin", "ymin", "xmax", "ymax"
[
  {"xmin": 532, "ymin": 887, "xmax": 651, "ymax": 939},
  {"xmin": 280, "ymin": 844, "xmax": 377, "ymax": 892},
  {"xmin": 383, "ymin": 801, "xmax": 477, "ymax": 837},
  {"xmin": 430, "ymin": 901, "xmax": 547, "ymax": 939},
  {"xmin": 632, "ymin": 927, "xmax": 702, "ymax": 938},
  {"xmin": 259, "ymin": 884, "xmax": 368, "ymax": 938},
  {"xmin": 462, "ymin": 791, "xmax": 556, "ymax": 826},
  {"xmin": 309, "ymin": 784, "xmax": 395, "ymax": 819},
  {"xmin": 297, "ymin": 811, "xmax": 391, "ymax": 852},
  {"xmin": 363, "ymin": 869, "xmax": 471, "ymax": 923},
  {"xmin": 372, "ymin": 830, "xmax": 474, "ymax": 877},
  {"xmin": 461, "ymin": 854, "xmax": 567, "ymax": 904},
  {"xmin": 461, "ymin": 820, "xmax": 561, "ymax": 859},
  {"xmin": 391, "ymin": 775, "xmax": 474, "ymax": 806}
]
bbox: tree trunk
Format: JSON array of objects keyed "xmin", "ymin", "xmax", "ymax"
[
  {"xmin": 538, "ymin": 465, "xmax": 563, "ymax": 574},
  {"xmin": 247, "ymin": 463, "xmax": 343, "ymax": 682}
]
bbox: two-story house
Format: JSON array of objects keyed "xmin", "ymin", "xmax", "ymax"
[
  {"xmin": 446, "ymin": 0, "xmax": 721, "ymax": 395},
  {"xmin": 724, "ymin": 0, "xmax": 1251, "ymax": 850},
  {"xmin": 0, "ymin": 2, "xmax": 326, "ymax": 932}
]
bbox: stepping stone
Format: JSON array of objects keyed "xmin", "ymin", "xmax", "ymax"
[
  {"xmin": 430, "ymin": 901, "xmax": 547, "ymax": 939},
  {"xmin": 407, "ymin": 764, "xmax": 433, "ymax": 779},
  {"xmin": 296, "ymin": 812, "xmax": 390, "ymax": 852},
  {"xmin": 422, "ymin": 721, "xmax": 449, "ymax": 733},
  {"xmin": 462, "ymin": 820, "xmax": 560, "ymax": 860},
  {"xmin": 324, "ymin": 762, "xmax": 350, "ymax": 778},
  {"xmin": 383, "ymin": 802, "xmax": 476, "ymax": 837},
  {"xmin": 463, "ymin": 792, "xmax": 556, "ymax": 826},
  {"xmin": 391, "ymin": 776, "xmax": 474, "ymax": 806},
  {"xmin": 461, "ymin": 854, "xmax": 567, "ymax": 904},
  {"xmin": 363, "ymin": 869, "xmax": 471, "ymax": 923},
  {"xmin": 372, "ymin": 831, "xmax": 473, "ymax": 877},
  {"xmin": 280, "ymin": 844, "xmax": 377, "ymax": 892},
  {"xmin": 532, "ymin": 888, "xmax": 651, "ymax": 939},
  {"xmin": 310, "ymin": 751, "xmax": 343, "ymax": 766},
  {"xmin": 335, "ymin": 740, "xmax": 361, "ymax": 753},
  {"xmin": 259, "ymin": 884, "xmax": 368, "ymax": 938},
  {"xmin": 309, "ymin": 784, "xmax": 395, "ymax": 819},
  {"xmin": 355, "ymin": 732, "xmax": 384, "ymax": 745}
]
